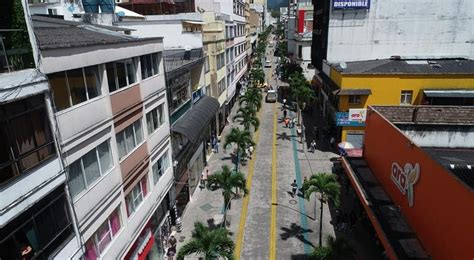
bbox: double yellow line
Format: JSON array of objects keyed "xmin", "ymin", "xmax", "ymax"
[{"xmin": 269, "ymin": 103, "xmax": 278, "ymax": 259}]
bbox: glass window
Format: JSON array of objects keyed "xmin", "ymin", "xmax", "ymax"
[
  {"xmin": 401, "ymin": 90, "xmax": 413, "ymax": 105},
  {"xmin": 0, "ymin": 95, "xmax": 56, "ymax": 185},
  {"xmin": 125, "ymin": 59, "xmax": 136, "ymax": 85},
  {"xmin": 140, "ymin": 53, "xmax": 160, "ymax": 79},
  {"xmin": 84, "ymin": 66, "xmax": 101, "ymax": 99},
  {"xmin": 48, "ymin": 72, "xmax": 71, "ymax": 110},
  {"xmin": 106, "ymin": 62, "xmax": 117, "ymax": 93},
  {"xmin": 126, "ymin": 176, "xmax": 148, "ymax": 215},
  {"xmin": 66, "ymin": 68, "xmax": 87, "ymax": 105},
  {"xmin": 67, "ymin": 140, "xmax": 113, "ymax": 198},
  {"xmin": 348, "ymin": 95, "xmax": 361, "ymax": 104},
  {"xmin": 152, "ymin": 150, "xmax": 169, "ymax": 184},
  {"xmin": 116, "ymin": 119, "xmax": 144, "ymax": 160},
  {"xmin": 82, "ymin": 149, "xmax": 101, "ymax": 186},
  {"xmin": 115, "ymin": 61, "xmax": 127, "ymax": 89},
  {"xmin": 85, "ymin": 208, "xmax": 121, "ymax": 259},
  {"xmin": 146, "ymin": 104, "xmax": 165, "ymax": 135}
]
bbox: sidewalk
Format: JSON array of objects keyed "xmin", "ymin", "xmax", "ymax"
[{"xmin": 175, "ymin": 100, "xmax": 250, "ymax": 254}]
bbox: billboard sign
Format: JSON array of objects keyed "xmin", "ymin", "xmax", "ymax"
[
  {"xmin": 333, "ymin": 0, "xmax": 370, "ymax": 10},
  {"xmin": 336, "ymin": 112, "xmax": 365, "ymax": 126},
  {"xmin": 348, "ymin": 109, "xmax": 367, "ymax": 122}
]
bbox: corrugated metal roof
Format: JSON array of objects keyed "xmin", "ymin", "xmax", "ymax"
[
  {"xmin": 423, "ymin": 89, "xmax": 474, "ymax": 98},
  {"xmin": 372, "ymin": 106, "xmax": 474, "ymax": 125}
]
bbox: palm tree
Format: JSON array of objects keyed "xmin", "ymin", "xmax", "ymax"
[
  {"xmin": 177, "ymin": 222, "xmax": 234, "ymax": 260},
  {"xmin": 224, "ymin": 128, "xmax": 255, "ymax": 171},
  {"xmin": 289, "ymin": 72, "xmax": 315, "ymax": 124},
  {"xmin": 239, "ymin": 90, "xmax": 262, "ymax": 113},
  {"xmin": 310, "ymin": 235, "xmax": 356, "ymax": 260},
  {"xmin": 303, "ymin": 173, "xmax": 340, "ymax": 247},
  {"xmin": 250, "ymin": 68, "xmax": 265, "ymax": 85},
  {"xmin": 207, "ymin": 165, "xmax": 248, "ymax": 227},
  {"xmin": 234, "ymin": 106, "xmax": 260, "ymax": 132}
]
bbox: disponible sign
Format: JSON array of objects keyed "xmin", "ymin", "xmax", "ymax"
[
  {"xmin": 391, "ymin": 162, "xmax": 420, "ymax": 207},
  {"xmin": 336, "ymin": 112, "xmax": 365, "ymax": 127},
  {"xmin": 333, "ymin": 0, "xmax": 370, "ymax": 9}
]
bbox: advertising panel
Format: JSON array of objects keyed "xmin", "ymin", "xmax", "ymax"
[
  {"xmin": 333, "ymin": 0, "xmax": 370, "ymax": 10},
  {"xmin": 348, "ymin": 109, "xmax": 367, "ymax": 122},
  {"xmin": 336, "ymin": 112, "xmax": 365, "ymax": 126}
]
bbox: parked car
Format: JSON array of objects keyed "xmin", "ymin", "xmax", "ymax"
[
  {"xmin": 266, "ymin": 90, "xmax": 277, "ymax": 103},
  {"xmin": 265, "ymin": 60, "xmax": 272, "ymax": 68}
]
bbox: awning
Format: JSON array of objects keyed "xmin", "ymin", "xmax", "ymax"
[
  {"xmin": 334, "ymin": 89, "xmax": 372, "ymax": 96},
  {"xmin": 423, "ymin": 89, "xmax": 474, "ymax": 98},
  {"xmin": 183, "ymin": 20, "xmax": 206, "ymax": 25},
  {"xmin": 0, "ymin": 69, "xmax": 49, "ymax": 104},
  {"xmin": 171, "ymin": 95, "xmax": 219, "ymax": 143}
]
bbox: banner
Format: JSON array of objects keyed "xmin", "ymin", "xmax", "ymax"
[
  {"xmin": 336, "ymin": 112, "xmax": 365, "ymax": 127},
  {"xmin": 333, "ymin": 0, "xmax": 370, "ymax": 10},
  {"xmin": 348, "ymin": 109, "xmax": 367, "ymax": 122}
]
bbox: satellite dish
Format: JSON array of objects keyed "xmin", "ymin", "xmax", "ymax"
[{"xmin": 339, "ymin": 62, "xmax": 347, "ymax": 69}]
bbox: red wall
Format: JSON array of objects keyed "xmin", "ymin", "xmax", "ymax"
[
  {"xmin": 364, "ymin": 108, "xmax": 474, "ymax": 260},
  {"xmin": 297, "ymin": 10, "xmax": 305, "ymax": 33}
]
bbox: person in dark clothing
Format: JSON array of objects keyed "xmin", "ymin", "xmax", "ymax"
[
  {"xmin": 291, "ymin": 180, "xmax": 298, "ymax": 197},
  {"xmin": 283, "ymin": 109, "xmax": 287, "ymax": 119}
]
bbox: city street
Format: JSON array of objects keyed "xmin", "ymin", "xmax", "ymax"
[{"xmin": 176, "ymin": 37, "xmax": 338, "ymax": 259}]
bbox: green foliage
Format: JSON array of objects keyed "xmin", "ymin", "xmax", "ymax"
[
  {"xmin": 234, "ymin": 106, "xmax": 260, "ymax": 131},
  {"xmin": 250, "ymin": 68, "xmax": 265, "ymax": 85},
  {"xmin": 310, "ymin": 235, "xmax": 356, "ymax": 260},
  {"xmin": 224, "ymin": 128, "xmax": 255, "ymax": 167},
  {"xmin": 207, "ymin": 165, "xmax": 248, "ymax": 215},
  {"xmin": 177, "ymin": 222, "xmax": 234, "ymax": 260},
  {"xmin": 303, "ymin": 173, "xmax": 340, "ymax": 205},
  {"xmin": 271, "ymin": 10, "xmax": 280, "ymax": 18},
  {"xmin": 289, "ymin": 72, "xmax": 315, "ymax": 109}
]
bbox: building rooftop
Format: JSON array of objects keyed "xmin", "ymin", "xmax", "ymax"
[
  {"xmin": 32, "ymin": 15, "xmax": 161, "ymax": 50},
  {"xmin": 424, "ymin": 148, "xmax": 474, "ymax": 190},
  {"xmin": 332, "ymin": 58, "xmax": 474, "ymax": 75},
  {"xmin": 372, "ymin": 106, "xmax": 474, "ymax": 125}
]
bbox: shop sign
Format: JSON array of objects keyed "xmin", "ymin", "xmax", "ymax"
[
  {"xmin": 336, "ymin": 112, "xmax": 365, "ymax": 126},
  {"xmin": 192, "ymin": 88, "xmax": 203, "ymax": 104},
  {"xmin": 348, "ymin": 109, "xmax": 367, "ymax": 122},
  {"xmin": 333, "ymin": 0, "xmax": 370, "ymax": 9},
  {"xmin": 391, "ymin": 162, "xmax": 420, "ymax": 207}
]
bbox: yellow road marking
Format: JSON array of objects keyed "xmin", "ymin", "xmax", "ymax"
[
  {"xmin": 269, "ymin": 102, "xmax": 278, "ymax": 260},
  {"xmin": 234, "ymin": 102, "xmax": 263, "ymax": 259}
]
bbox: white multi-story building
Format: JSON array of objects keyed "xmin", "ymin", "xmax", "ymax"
[{"xmin": 32, "ymin": 14, "xmax": 174, "ymax": 260}]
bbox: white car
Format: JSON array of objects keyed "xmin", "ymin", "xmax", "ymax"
[
  {"xmin": 266, "ymin": 90, "xmax": 277, "ymax": 103},
  {"xmin": 265, "ymin": 60, "xmax": 272, "ymax": 68}
]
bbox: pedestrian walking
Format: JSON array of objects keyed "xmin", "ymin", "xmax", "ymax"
[
  {"xmin": 201, "ymin": 168, "xmax": 208, "ymax": 188},
  {"xmin": 310, "ymin": 140, "xmax": 317, "ymax": 152},
  {"xmin": 214, "ymin": 141, "xmax": 219, "ymax": 153},
  {"xmin": 291, "ymin": 180, "xmax": 298, "ymax": 197},
  {"xmin": 284, "ymin": 118, "xmax": 290, "ymax": 128},
  {"xmin": 292, "ymin": 117, "xmax": 297, "ymax": 128},
  {"xmin": 283, "ymin": 109, "xmax": 287, "ymax": 119}
]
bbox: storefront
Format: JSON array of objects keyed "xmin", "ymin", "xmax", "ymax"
[{"xmin": 125, "ymin": 194, "xmax": 173, "ymax": 260}]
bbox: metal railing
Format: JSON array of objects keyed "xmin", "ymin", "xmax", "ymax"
[
  {"xmin": 163, "ymin": 48, "xmax": 203, "ymax": 73},
  {"xmin": 0, "ymin": 30, "xmax": 35, "ymax": 73}
]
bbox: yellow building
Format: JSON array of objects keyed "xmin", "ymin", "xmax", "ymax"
[
  {"xmin": 315, "ymin": 58, "xmax": 474, "ymax": 147},
  {"xmin": 202, "ymin": 12, "xmax": 228, "ymax": 135}
]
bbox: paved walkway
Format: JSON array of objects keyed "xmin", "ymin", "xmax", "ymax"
[{"xmin": 176, "ymin": 34, "xmax": 339, "ymax": 259}]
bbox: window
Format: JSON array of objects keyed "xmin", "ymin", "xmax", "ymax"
[
  {"xmin": 116, "ymin": 119, "xmax": 144, "ymax": 160},
  {"xmin": 146, "ymin": 104, "xmax": 165, "ymax": 135},
  {"xmin": 348, "ymin": 95, "xmax": 361, "ymax": 104},
  {"xmin": 217, "ymin": 78, "xmax": 226, "ymax": 94},
  {"xmin": 152, "ymin": 151, "xmax": 170, "ymax": 184},
  {"xmin": 400, "ymin": 90, "xmax": 413, "ymax": 105},
  {"xmin": 216, "ymin": 53, "xmax": 225, "ymax": 69},
  {"xmin": 0, "ymin": 95, "xmax": 56, "ymax": 185},
  {"xmin": 68, "ymin": 140, "xmax": 113, "ymax": 198},
  {"xmin": 140, "ymin": 53, "xmax": 161, "ymax": 80},
  {"xmin": 106, "ymin": 58, "xmax": 137, "ymax": 92},
  {"xmin": 0, "ymin": 192, "xmax": 72, "ymax": 260},
  {"xmin": 126, "ymin": 176, "xmax": 148, "ymax": 215},
  {"xmin": 298, "ymin": 45, "xmax": 303, "ymax": 59},
  {"xmin": 204, "ymin": 56, "xmax": 210, "ymax": 72},
  {"xmin": 48, "ymin": 65, "xmax": 101, "ymax": 111},
  {"xmin": 84, "ymin": 208, "xmax": 121, "ymax": 259}
]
